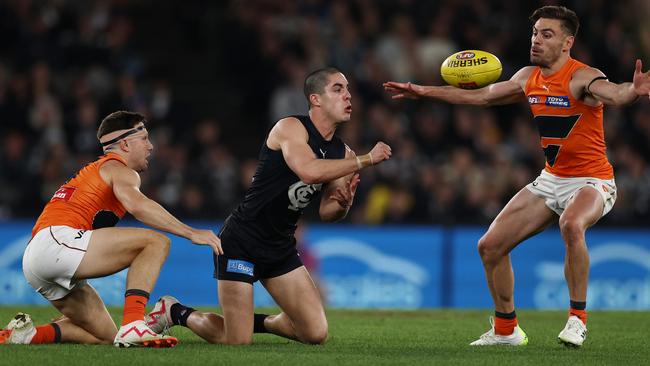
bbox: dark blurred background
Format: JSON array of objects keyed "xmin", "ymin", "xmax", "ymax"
[{"xmin": 1, "ymin": 0, "xmax": 649, "ymax": 226}]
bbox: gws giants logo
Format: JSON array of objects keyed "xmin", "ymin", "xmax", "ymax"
[{"xmin": 288, "ymin": 181, "xmax": 322, "ymax": 211}]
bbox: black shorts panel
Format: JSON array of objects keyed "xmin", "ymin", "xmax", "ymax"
[{"xmin": 214, "ymin": 226, "xmax": 303, "ymax": 284}]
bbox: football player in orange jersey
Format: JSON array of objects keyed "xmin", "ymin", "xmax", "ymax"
[
  {"xmin": 385, "ymin": 5, "xmax": 650, "ymax": 347},
  {"xmin": 0, "ymin": 111, "xmax": 222, "ymax": 348}
]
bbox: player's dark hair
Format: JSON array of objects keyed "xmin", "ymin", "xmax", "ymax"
[
  {"xmin": 530, "ymin": 6, "xmax": 579, "ymax": 37},
  {"xmin": 304, "ymin": 67, "xmax": 342, "ymax": 103},
  {"xmin": 97, "ymin": 111, "xmax": 146, "ymax": 140}
]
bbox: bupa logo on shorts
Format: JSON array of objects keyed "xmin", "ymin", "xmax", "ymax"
[
  {"xmin": 226, "ymin": 259, "xmax": 254, "ymax": 276},
  {"xmin": 545, "ymin": 96, "xmax": 570, "ymax": 108}
]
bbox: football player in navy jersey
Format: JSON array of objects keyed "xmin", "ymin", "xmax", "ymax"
[{"xmin": 147, "ymin": 68, "xmax": 391, "ymax": 344}]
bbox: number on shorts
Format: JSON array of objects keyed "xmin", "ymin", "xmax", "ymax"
[{"xmin": 534, "ymin": 114, "xmax": 581, "ymax": 166}]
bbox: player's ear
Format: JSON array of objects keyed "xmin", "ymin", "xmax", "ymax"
[
  {"xmin": 119, "ymin": 139, "xmax": 130, "ymax": 152},
  {"xmin": 564, "ymin": 35, "xmax": 574, "ymax": 52},
  {"xmin": 309, "ymin": 93, "xmax": 321, "ymax": 107}
]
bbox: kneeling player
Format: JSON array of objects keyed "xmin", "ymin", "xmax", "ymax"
[
  {"xmin": 0, "ymin": 111, "xmax": 222, "ymax": 347},
  {"xmin": 146, "ymin": 68, "xmax": 391, "ymax": 344}
]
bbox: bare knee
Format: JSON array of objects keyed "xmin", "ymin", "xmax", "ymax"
[
  {"xmin": 559, "ymin": 216, "xmax": 585, "ymax": 245},
  {"xmin": 298, "ymin": 321, "xmax": 328, "ymax": 345},
  {"xmin": 147, "ymin": 231, "xmax": 171, "ymax": 254},
  {"xmin": 477, "ymin": 234, "xmax": 502, "ymax": 265}
]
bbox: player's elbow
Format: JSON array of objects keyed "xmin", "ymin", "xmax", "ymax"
[
  {"xmin": 126, "ymin": 204, "xmax": 144, "ymax": 218},
  {"xmin": 125, "ymin": 197, "xmax": 151, "ymax": 219}
]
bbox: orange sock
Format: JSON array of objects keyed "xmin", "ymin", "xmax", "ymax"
[
  {"xmin": 569, "ymin": 308, "xmax": 587, "ymax": 325},
  {"xmin": 494, "ymin": 314, "xmax": 517, "ymax": 335},
  {"xmin": 122, "ymin": 294, "xmax": 148, "ymax": 326},
  {"xmin": 30, "ymin": 324, "xmax": 59, "ymax": 344}
]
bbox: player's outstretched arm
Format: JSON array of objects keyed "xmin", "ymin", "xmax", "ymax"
[
  {"xmin": 270, "ymin": 117, "xmax": 391, "ymax": 184},
  {"xmin": 319, "ymin": 148, "xmax": 361, "ymax": 222},
  {"xmin": 383, "ymin": 67, "xmax": 532, "ymax": 107},
  {"xmin": 102, "ymin": 161, "xmax": 223, "ymax": 255},
  {"xmin": 584, "ymin": 60, "xmax": 650, "ymax": 105}
]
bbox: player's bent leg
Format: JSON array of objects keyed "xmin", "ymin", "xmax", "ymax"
[
  {"xmin": 559, "ymin": 187, "xmax": 603, "ymax": 304},
  {"xmin": 472, "ymin": 188, "xmax": 555, "ymax": 345},
  {"xmin": 262, "ymin": 266, "xmax": 328, "ymax": 345},
  {"xmin": 52, "ymin": 317, "xmax": 105, "ymax": 344},
  {"xmin": 185, "ymin": 311, "xmax": 229, "ymax": 343},
  {"xmin": 146, "ymin": 293, "xmax": 231, "ymax": 344},
  {"xmin": 74, "ymin": 227, "xmax": 170, "ymax": 292},
  {"xmin": 72, "ymin": 227, "xmax": 175, "ymax": 347},
  {"xmin": 478, "ymin": 188, "xmax": 556, "ymax": 269},
  {"xmin": 1, "ymin": 284, "xmax": 113, "ymax": 345},
  {"xmin": 210, "ymin": 280, "xmax": 253, "ymax": 344},
  {"xmin": 556, "ymin": 187, "xmax": 603, "ymax": 347},
  {"xmin": 50, "ymin": 283, "xmax": 117, "ymax": 344},
  {"xmin": 477, "ymin": 188, "xmax": 556, "ymax": 312},
  {"xmin": 0, "ymin": 313, "xmax": 106, "ymax": 345},
  {"xmin": 185, "ymin": 280, "xmax": 253, "ymax": 345}
]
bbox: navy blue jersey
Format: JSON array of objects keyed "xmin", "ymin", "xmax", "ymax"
[{"xmin": 225, "ymin": 115, "xmax": 347, "ymax": 248}]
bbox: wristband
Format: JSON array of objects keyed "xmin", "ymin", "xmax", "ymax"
[{"xmin": 356, "ymin": 154, "xmax": 373, "ymax": 169}]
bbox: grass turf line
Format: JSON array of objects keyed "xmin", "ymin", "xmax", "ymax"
[{"xmin": 1, "ymin": 307, "xmax": 649, "ymax": 366}]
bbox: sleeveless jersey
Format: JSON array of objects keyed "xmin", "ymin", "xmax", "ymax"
[
  {"xmin": 226, "ymin": 115, "xmax": 347, "ymax": 247},
  {"xmin": 524, "ymin": 57, "xmax": 613, "ymax": 179},
  {"xmin": 32, "ymin": 153, "xmax": 127, "ymax": 236}
]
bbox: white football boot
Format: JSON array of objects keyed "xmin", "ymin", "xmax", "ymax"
[
  {"xmin": 145, "ymin": 295, "xmax": 179, "ymax": 334},
  {"xmin": 113, "ymin": 320, "xmax": 177, "ymax": 348},
  {"xmin": 558, "ymin": 315, "xmax": 587, "ymax": 347},
  {"xmin": 470, "ymin": 317, "xmax": 529, "ymax": 346},
  {"xmin": 2, "ymin": 313, "xmax": 37, "ymax": 344}
]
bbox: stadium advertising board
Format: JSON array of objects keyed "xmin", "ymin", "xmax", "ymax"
[{"xmin": 0, "ymin": 222, "xmax": 648, "ymax": 310}]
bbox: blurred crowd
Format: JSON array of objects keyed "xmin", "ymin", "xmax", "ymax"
[{"xmin": 1, "ymin": 0, "xmax": 649, "ymax": 226}]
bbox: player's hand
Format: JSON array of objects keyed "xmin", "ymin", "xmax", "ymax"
[
  {"xmin": 368, "ymin": 142, "xmax": 392, "ymax": 164},
  {"xmin": 189, "ymin": 229, "xmax": 223, "ymax": 255},
  {"xmin": 330, "ymin": 173, "xmax": 360, "ymax": 209},
  {"xmin": 383, "ymin": 81, "xmax": 427, "ymax": 100},
  {"xmin": 633, "ymin": 59, "xmax": 650, "ymax": 98}
]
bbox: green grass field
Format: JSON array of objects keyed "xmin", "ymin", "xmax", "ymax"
[{"xmin": 1, "ymin": 306, "xmax": 648, "ymax": 365}]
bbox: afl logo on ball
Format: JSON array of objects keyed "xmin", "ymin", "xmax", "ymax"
[{"xmin": 456, "ymin": 52, "xmax": 476, "ymax": 60}]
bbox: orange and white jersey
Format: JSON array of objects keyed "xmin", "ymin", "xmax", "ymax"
[
  {"xmin": 32, "ymin": 153, "xmax": 127, "ymax": 237},
  {"xmin": 524, "ymin": 58, "xmax": 613, "ymax": 180}
]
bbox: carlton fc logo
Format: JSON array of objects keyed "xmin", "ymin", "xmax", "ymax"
[{"xmin": 288, "ymin": 181, "xmax": 322, "ymax": 211}]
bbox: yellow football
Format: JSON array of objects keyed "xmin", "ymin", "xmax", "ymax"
[{"xmin": 440, "ymin": 50, "xmax": 502, "ymax": 89}]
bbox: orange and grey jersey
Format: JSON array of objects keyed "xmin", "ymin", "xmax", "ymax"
[
  {"xmin": 524, "ymin": 57, "xmax": 613, "ymax": 179},
  {"xmin": 32, "ymin": 153, "xmax": 127, "ymax": 237}
]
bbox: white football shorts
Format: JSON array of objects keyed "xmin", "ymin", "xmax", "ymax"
[
  {"xmin": 526, "ymin": 169, "xmax": 617, "ymax": 217},
  {"xmin": 23, "ymin": 226, "xmax": 93, "ymax": 301}
]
